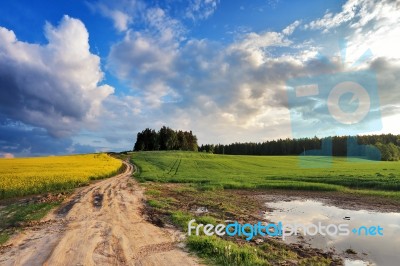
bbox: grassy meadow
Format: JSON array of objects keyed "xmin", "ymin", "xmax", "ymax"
[
  {"xmin": 0, "ymin": 153, "xmax": 123, "ymax": 199},
  {"xmin": 134, "ymin": 151, "xmax": 400, "ymax": 264},
  {"xmin": 136, "ymin": 151, "xmax": 372, "ymax": 265},
  {"xmin": 132, "ymin": 151, "xmax": 400, "ymax": 198}
]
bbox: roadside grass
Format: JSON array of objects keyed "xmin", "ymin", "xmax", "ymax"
[
  {"xmin": 187, "ymin": 235, "xmax": 266, "ymax": 265},
  {"xmin": 132, "ymin": 151, "xmax": 400, "ymax": 199},
  {"xmin": 147, "ymin": 199, "xmax": 169, "ymax": 209},
  {"xmin": 0, "ymin": 232, "xmax": 9, "ymax": 245},
  {"xmin": 188, "ymin": 235, "xmax": 331, "ymax": 266},
  {"xmin": 144, "ymin": 189, "xmax": 162, "ymax": 196},
  {"xmin": 171, "ymin": 211, "xmax": 194, "ymax": 230},
  {"xmin": 0, "ymin": 199, "xmax": 63, "ymax": 245}
]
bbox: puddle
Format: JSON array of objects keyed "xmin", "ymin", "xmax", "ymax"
[{"xmin": 265, "ymin": 200, "xmax": 400, "ymax": 266}]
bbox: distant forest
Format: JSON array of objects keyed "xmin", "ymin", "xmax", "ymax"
[
  {"xmin": 199, "ymin": 134, "xmax": 400, "ymax": 161},
  {"xmin": 133, "ymin": 128, "xmax": 400, "ymax": 161},
  {"xmin": 133, "ymin": 126, "xmax": 198, "ymax": 152}
]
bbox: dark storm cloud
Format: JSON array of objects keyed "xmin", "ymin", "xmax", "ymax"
[
  {"xmin": 0, "ymin": 120, "xmax": 99, "ymax": 157},
  {"xmin": 0, "ymin": 124, "xmax": 72, "ymax": 156}
]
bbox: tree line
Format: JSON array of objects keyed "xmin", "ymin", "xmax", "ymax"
[
  {"xmin": 198, "ymin": 134, "xmax": 400, "ymax": 161},
  {"xmin": 133, "ymin": 128, "xmax": 400, "ymax": 161},
  {"xmin": 133, "ymin": 126, "xmax": 198, "ymax": 151}
]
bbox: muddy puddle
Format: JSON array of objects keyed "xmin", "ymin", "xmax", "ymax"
[{"xmin": 265, "ymin": 199, "xmax": 400, "ymax": 266}]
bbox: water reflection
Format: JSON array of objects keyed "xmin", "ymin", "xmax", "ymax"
[{"xmin": 265, "ymin": 200, "xmax": 400, "ymax": 266}]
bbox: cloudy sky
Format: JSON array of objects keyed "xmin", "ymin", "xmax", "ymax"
[{"xmin": 0, "ymin": 0, "xmax": 399, "ymax": 157}]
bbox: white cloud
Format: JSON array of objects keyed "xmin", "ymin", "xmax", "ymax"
[
  {"xmin": 87, "ymin": 0, "xmax": 144, "ymax": 32},
  {"xmin": 0, "ymin": 15, "xmax": 113, "ymax": 137},
  {"xmin": 304, "ymin": 0, "xmax": 400, "ymax": 65},
  {"xmin": 185, "ymin": 0, "xmax": 219, "ymax": 21},
  {"xmin": 102, "ymin": 7, "xmax": 131, "ymax": 32},
  {"xmin": 346, "ymin": 0, "xmax": 400, "ymax": 62},
  {"xmin": 283, "ymin": 20, "xmax": 301, "ymax": 35},
  {"xmin": 232, "ymin": 31, "xmax": 290, "ymax": 51},
  {"xmin": 107, "ymin": 4, "xmax": 186, "ymax": 109},
  {"xmin": 107, "ymin": 27, "xmax": 304, "ymax": 143},
  {"xmin": 307, "ymin": 0, "xmax": 360, "ymax": 30},
  {"xmin": 146, "ymin": 7, "xmax": 185, "ymax": 42},
  {"xmin": 228, "ymin": 31, "xmax": 291, "ymax": 66}
]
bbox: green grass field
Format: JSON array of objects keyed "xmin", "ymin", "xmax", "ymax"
[{"xmin": 131, "ymin": 151, "xmax": 400, "ymax": 198}]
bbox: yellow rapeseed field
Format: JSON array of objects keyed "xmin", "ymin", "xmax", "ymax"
[{"xmin": 0, "ymin": 154, "xmax": 123, "ymax": 199}]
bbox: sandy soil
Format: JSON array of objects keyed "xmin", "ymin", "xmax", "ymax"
[{"xmin": 0, "ymin": 161, "xmax": 201, "ymax": 266}]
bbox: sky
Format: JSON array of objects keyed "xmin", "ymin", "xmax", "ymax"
[{"xmin": 0, "ymin": 0, "xmax": 399, "ymax": 157}]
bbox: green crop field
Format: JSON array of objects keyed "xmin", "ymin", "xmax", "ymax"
[{"xmin": 131, "ymin": 151, "xmax": 400, "ymax": 198}]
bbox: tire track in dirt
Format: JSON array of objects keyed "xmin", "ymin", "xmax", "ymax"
[{"xmin": 0, "ymin": 161, "xmax": 200, "ymax": 266}]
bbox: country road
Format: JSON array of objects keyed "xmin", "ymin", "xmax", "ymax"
[{"xmin": 0, "ymin": 161, "xmax": 200, "ymax": 266}]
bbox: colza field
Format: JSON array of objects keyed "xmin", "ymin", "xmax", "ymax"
[
  {"xmin": 132, "ymin": 151, "xmax": 400, "ymax": 198},
  {"xmin": 0, "ymin": 154, "xmax": 123, "ymax": 199}
]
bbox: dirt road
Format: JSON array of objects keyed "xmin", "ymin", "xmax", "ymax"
[{"xmin": 0, "ymin": 161, "xmax": 200, "ymax": 266}]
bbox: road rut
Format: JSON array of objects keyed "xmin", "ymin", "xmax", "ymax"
[{"xmin": 0, "ymin": 161, "xmax": 200, "ymax": 266}]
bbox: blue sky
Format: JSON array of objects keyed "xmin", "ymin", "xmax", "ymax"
[{"xmin": 0, "ymin": 0, "xmax": 399, "ymax": 157}]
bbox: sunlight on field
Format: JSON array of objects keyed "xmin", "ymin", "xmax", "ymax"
[
  {"xmin": 132, "ymin": 151, "xmax": 400, "ymax": 197},
  {"xmin": 0, "ymin": 154, "xmax": 122, "ymax": 199}
]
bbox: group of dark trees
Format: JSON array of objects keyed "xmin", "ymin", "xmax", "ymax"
[
  {"xmin": 133, "ymin": 127, "xmax": 400, "ymax": 161},
  {"xmin": 198, "ymin": 134, "xmax": 400, "ymax": 161},
  {"xmin": 133, "ymin": 126, "xmax": 198, "ymax": 151}
]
